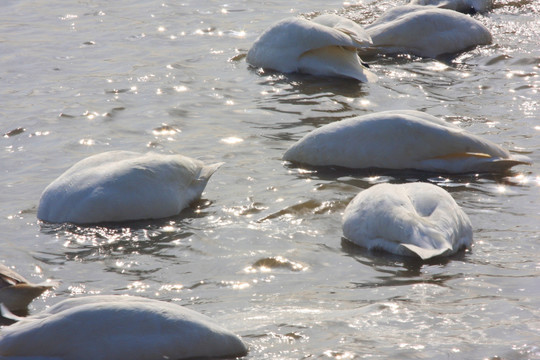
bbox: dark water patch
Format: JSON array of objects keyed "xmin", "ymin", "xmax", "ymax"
[
  {"xmin": 3, "ymin": 127, "xmax": 25, "ymax": 138},
  {"xmin": 246, "ymin": 256, "xmax": 307, "ymax": 272}
]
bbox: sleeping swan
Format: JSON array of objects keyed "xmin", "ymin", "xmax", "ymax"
[
  {"xmin": 37, "ymin": 151, "xmax": 223, "ymax": 224},
  {"xmin": 409, "ymin": 0, "xmax": 493, "ymax": 14},
  {"xmin": 0, "ymin": 295, "xmax": 248, "ymax": 360},
  {"xmin": 246, "ymin": 14, "xmax": 377, "ymax": 82},
  {"xmin": 360, "ymin": 5, "xmax": 492, "ymax": 58},
  {"xmin": 283, "ymin": 110, "xmax": 530, "ymax": 174},
  {"xmin": 342, "ymin": 182, "xmax": 472, "ymax": 260},
  {"xmin": 0, "ymin": 264, "xmax": 55, "ymax": 313}
]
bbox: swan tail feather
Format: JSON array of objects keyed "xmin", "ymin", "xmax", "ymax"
[
  {"xmin": 400, "ymin": 243, "xmax": 452, "ymax": 260},
  {"xmin": 199, "ymin": 162, "xmax": 225, "ymax": 180}
]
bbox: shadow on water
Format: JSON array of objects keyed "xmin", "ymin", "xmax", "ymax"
[
  {"xmin": 248, "ymin": 67, "xmax": 369, "ymax": 98},
  {"xmin": 340, "ymin": 238, "xmax": 469, "ymax": 288},
  {"xmin": 282, "ymin": 162, "xmax": 526, "ymax": 193},
  {"xmin": 34, "ymin": 199, "xmax": 216, "ymax": 264}
]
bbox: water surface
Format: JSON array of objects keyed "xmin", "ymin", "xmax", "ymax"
[{"xmin": 1, "ymin": 0, "xmax": 539, "ymax": 359}]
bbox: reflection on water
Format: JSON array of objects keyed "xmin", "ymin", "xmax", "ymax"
[{"xmin": 0, "ymin": 0, "xmax": 539, "ymax": 359}]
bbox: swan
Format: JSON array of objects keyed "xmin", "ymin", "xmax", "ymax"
[
  {"xmin": 283, "ymin": 110, "xmax": 530, "ymax": 174},
  {"xmin": 342, "ymin": 182, "xmax": 472, "ymax": 260},
  {"xmin": 0, "ymin": 295, "xmax": 248, "ymax": 360},
  {"xmin": 246, "ymin": 14, "xmax": 377, "ymax": 82},
  {"xmin": 360, "ymin": 5, "xmax": 492, "ymax": 58},
  {"xmin": 409, "ymin": 0, "xmax": 492, "ymax": 14},
  {"xmin": 37, "ymin": 151, "xmax": 223, "ymax": 224},
  {"xmin": 0, "ymin": 264, "xmax": 55, "ymax": 313}
]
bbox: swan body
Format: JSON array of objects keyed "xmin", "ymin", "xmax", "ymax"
[
  {"xmin": 37, "ymin": 151, "xmax": 223, "ymax": 224},
  {"xmin": 362, "ymin": 5, "xmax": 492, "ymax": 58},
  {"xmin": 283, "ymin": 110, "xmax": 530, "ymax": 174},
  {"xmin": 342, "ymin": 182, "xmax": 472, "ymax": 259},
  {"xmin": 0, "ymin": 295, "xmax": 248, "ymax": 360},
  {"xmin": 409, "ymin": 0, "xmax": 492, "ymax": 14},
  {"xmin": 247, "ymin": 15, "xmax": 377, "ymax": 82},
  {"xmin": 0, "ymin": 264, "xmax": 54, "ymax": 312}
]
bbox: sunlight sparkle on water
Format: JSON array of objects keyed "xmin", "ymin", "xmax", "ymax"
[
  {"xmin": 221, "ymin": 280, "xmax": 250, "ymax": 290},
  {"xmin": 128, "ymin": 281, "xmax": 149, "ymax": 292},
  {"xmin": 323, "ymin": 350, "xmax": 355, "ymax": 359},
  {"xmin": 174, "ymin": 85, "xmax": 188, "ymax": 92},
  {"xmin": 231, "ymin": 30, "xmax": 246, "ymax": 38},
  {"xmin": 220, "ymin": 136, "xmax": 243, "ymax": 144},
  {"xmin": 159, "ymin": 284, "xmax": 184, "ymax": 292},
  {"xmin": 153, "ymin": 124, "xmax": 180, "ymax": 136},
  {"xmin": 79, "ymin": 138, "xmax": 95, "ymax": 146},
  {"xmin": 426, "ymin": 62, "xmax": 448, "ymax": 72}
]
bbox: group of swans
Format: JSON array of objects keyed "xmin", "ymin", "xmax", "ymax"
[
  {"xmin": 245, "ymin": 0, "xmax": 513, "ymax": 260},
  {"xmin": 283, "ymin": 109, "xmax": 529, "ymax": 259},
  {"xmin": 246, "ymin": 0, "xmax": 493, "ymax": 81},
  {"xmin": 1, "ymin": 0, "xmax": 530, "ymax": 357}
]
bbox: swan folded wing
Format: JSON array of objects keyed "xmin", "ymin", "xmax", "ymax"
[
  {"xmin": 363, "ymin": 6, "xmax": 492, "ymax": 57},
  {"xmin": 342, "ymin": 183, "xmax": 472, "ymax": 259},
  {"xmin": 0, "ymin": 297, "xmax": 248, "ymax": 360},
  {"xmin": 409, "ymin": 0, "xmax": 493, "ymax": 13},
  {"xmin": 247, "ymin": 17, "xmax": 372, "ymax": 72},
  {"xmin": 298, "ymin": 46, "xmax": 377, "ymax": 82},
  {"xmin": 38, "ymin": 152, "xmax": 219, "ymax": 224}
]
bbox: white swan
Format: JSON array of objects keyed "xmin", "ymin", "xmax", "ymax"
[
  {"xmin": 360, "ymin": 5, "xmax": 492, "ymax": 58},
  {"xmin": 342, "ymin": 182, "xmax": 472, "ymax": 259},
  {"xmin": 0, "ymin": 264, "xmax": 55, "ymax": 313},
  {"xmin": 409, "ymin": 0, "xmax": 492, "ymax": 14},
  {"xmin": 37, "ymin": 151, "xmax": 223, "ymax": 224},
  {"xmin": 246, "ymin": 14, "xmax": 377, "ymax": 82},
  {"xmin": 0, "ymin": 295, "xmax": 248, "ymax": 360},
  {"xmin": 283, "ymin": 110, "xmax": 530, "ymax": 174}
]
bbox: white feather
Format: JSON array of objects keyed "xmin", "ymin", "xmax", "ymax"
[
  {"xmin": 342, "ymin": 182, "xmax": 473, "ymax": 260},
  {"xmin": 247, "ymin": 15, "xmax": 376, "ymax": 82},
  {"xmin": 361, "ymin": 5, "xmax": 492, "ymax": 58},
  {"xmin": 37, "ymin": 151, "xmax": 223, "ymax": 224},
  {"xmin": 409, "ymin": 0, "xmax": 493, "ymax": 13},
  {"xmin": 0, "ymin": 295, "xmax": 247, "ymax": 360},
  {"xmin": 283, "ymin": 110, "xmax": 530, "ymax": 174}
]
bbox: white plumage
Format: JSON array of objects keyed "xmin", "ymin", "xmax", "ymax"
[
  {"xmin": 342, "ymin": 182, "xmax": 473, "ymax": 260},
  {"xmin": 0, "ymin": 295, "xmax": 248, "ymax": 360},
  {"xmin": 283, "ymin": 110, "xmax": 529, "ymax": 174},
  {"xmin": 409, "ymin": 0, "xmax": 493, "ymax": 13},
  {"xmin": 246, "ymin": 15, "xmax": 377, "ymax": 82},
  {"xmin": 361, "ymin": 5, "xmax": 492, "ymax": 58},
  {"xmin": 37, "ymin": 151, "xmax": 223, "ymax": 224}
]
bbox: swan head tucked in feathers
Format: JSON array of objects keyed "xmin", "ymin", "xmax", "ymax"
[
  {"xmin": 342, "ymin": 182, "xmax": 473, "ymax": 260},
  {"xmin": 37, "ymin": 151, "xmax": 223, "ymax": 224},
  {"xmin": 283, "ymin": 110, "xmax": 530, "ymax": 174},
  {"xmin": 361, "ymin": 6, "xmax": 492, "ymax": 58},
  {"xmin": 247, "ymin": 15, "xmax": 377, "ymax": 82}
]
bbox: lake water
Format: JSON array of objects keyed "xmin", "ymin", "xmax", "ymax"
[{"xmin": 1, "ymin": 0, "xmax": 539, "ymax": 358}]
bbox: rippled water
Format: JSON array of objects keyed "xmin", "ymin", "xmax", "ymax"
[{"xmin": 1, "ymin": 0, "xmax": 539, "ymax": 358}]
